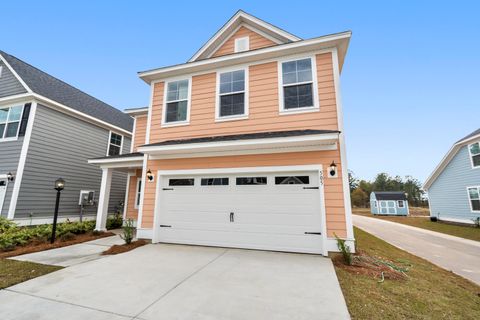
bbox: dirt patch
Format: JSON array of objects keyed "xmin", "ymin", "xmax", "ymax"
[
  {"xmin": 102, "ymin": 240, "xmax": 149, "ymax": 255},
  {"xmin": 0, "ymin": 232, "xmax": 115, "ymax": 259},
  {"xmin": 332, "ymin": 250, "xmax": 409, "ymax": 281}
]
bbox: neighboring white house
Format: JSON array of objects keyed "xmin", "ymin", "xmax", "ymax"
[{"xmin": 423, "ymin": 128, "xmax": 480, "ymax": 224}]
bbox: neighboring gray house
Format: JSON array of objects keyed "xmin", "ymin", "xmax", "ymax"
[
  {"xmin": 423, "ymin": 128, "xmax": 480, "ymax": 224},
  {"xmin": 0, "ymin": 50, "xmax": 133, "ymax": 225}
]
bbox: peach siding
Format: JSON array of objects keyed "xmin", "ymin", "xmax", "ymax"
[
  {"xmin": 150, "ymin": 53, "xmax": 338, "ymax": 143},
  {"xmin": 125, "ymin": 169, "xmax": 142, "ymax": 220},
  {"xmin": 140, "ymin": 149, "xmax": 347, "ymax": 238},
  {"xmin": 133, "ymin": 115, "xmax": 147, "ymax": 152},
  {"xmin": 212, "ymin": 26, "xmax": 276, "ymax": 58}
]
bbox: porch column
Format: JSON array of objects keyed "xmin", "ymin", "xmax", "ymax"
[{"xmin": 95, "ymin": 168, "xmax": 113, "ymax": 231}]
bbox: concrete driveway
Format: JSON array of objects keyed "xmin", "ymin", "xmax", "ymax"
[
  {"xmin": 0, "ymin": 244, "xmax": 350, "ymax": 320},
  {"xmin": 354, "ymin": 214, "xmax": 480, "ymax": 285}
]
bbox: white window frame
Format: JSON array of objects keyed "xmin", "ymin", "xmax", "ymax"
[
  {"xmin": 234, "ymin": 36, "xmax": 250, "ymax": 53},
  {"xmin": 161, "ymin": 77, "xmax": 192, "ymax": 127},
  {"xmin": 468, "ymin": 141, "xmax": 480, "ymax": 169},
  {"xmin": 0, "ymin": 104, "xmax": 24, "ymax": 142},
  {"xmin": 107, "ymin": 131, "xmax": 124, "ymax": 156},
  {"xmin": 397, "ymin": 200, "xmax": 404, "ymax": 208},
  {"xmin": 215, "ymin": 66, "xmax": 249, "ymax": 122},
  {"xmin": 134, "ymin": 178, "xmax": 142, "ymax": 209},
  {"xmin": 277, "ymin": 55, "xmax": 319, "ymax": 115},
  {"xmin": 467, "ymin": 186, "xmax": 480, "ymax": 212}
]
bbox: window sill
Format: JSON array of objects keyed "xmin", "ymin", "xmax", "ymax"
[
  {"xmin": 161, "ymin": 121, "xmax": 190, "ymax": 128},
  {"xmin": 0, "ymin": 137, "xmax": 19, "ymax": 143},
  {"xmin": 215, "ymin": 115, "xmax": 249, "ymax": 123},
  {"xmin": 279, "ymin": 107, "xmax": 320, "ymax": 116}
]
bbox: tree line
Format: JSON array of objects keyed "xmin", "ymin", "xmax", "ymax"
[{"xmin": 349, "ymin": 172, "xmax": 427, "ymax": 208}]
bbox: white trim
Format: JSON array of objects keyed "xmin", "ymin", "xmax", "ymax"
[
  {"xmin": 0, "ymin": 104, "xmax": 24, "ymax": 141},
  {"xmin": 0, "ymin": 177, "xmax": 7, "ymax": 214},
  {"xmin": 140, "ymin": 32, "xmax": 351, "ymax": 82},
  {"xmin": 189, "ymin": 10, "xmax": 301, "ymax": 62},
  {"xmin": 13, "ymin": 215, "xmax": 97, "ymax": 227},
  {"xmin": 215, "ymin": 65, "xmax": 249, "ymax": 122},
  {"xmin": 136, "ymin": 228, "xmax": 153, "ymax": 239},
  {"xmin": 468, "ymin": 141, "xmax": 480, "ymax": 169},
  {"xmin": 331, "ymin": 47, "xmax": 354, "ymax": 240},
  {"xmin": 0, "ymin": 53, "xmax": 33, "ymax": 93},
  {"xmin": 161, "ymin": 77, "xmax": 192, "ymax": 127},
  {"xmin": 277, "ymin": 55, "xmax": 320, "ymax": 115},
  {"xmin": 137, "ymin": 154, "xmax": 149, "ymax": 228},
  {"xmin": 130, "ymin": 117, "xmax": 137, "ymax": 153},
  {"xmin": 95, "ymin": 168, "xmax": 113, "ymax": 231},
  {"xmin": 123, "ymin": 172, "xmax": 134, "ymax": 220},
  {"xmin": 88, "ymin": 156, "xmax": 144, "ymax": 165},
  {"xmin": 466, "ymin": 186, "xmax": 480, "ymax": 213},
  {"xmin": 134, "ymin": 178, "xmax": 142, "ymax": 209},
  {"xmin": 124, "ymin": 107, "xmax": 149, "ymax": 115},
  {"xmin": 7, "ymin": 102, "xmax": 37, "ymax": 219},
  {"xmin": 0, "ymin": 65, "xmax": 3, "ymax": 77},
  {"xmin": 0, "ymin": 93, "xmax": 34, "ymax": 106},
  {"xmin": 234, "ymin": 36, "xmax": 250, "ymax": 53}
]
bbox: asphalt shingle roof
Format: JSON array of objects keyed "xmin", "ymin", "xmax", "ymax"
[
  {"xmin": 373, "ymin": 192, "xmax": 407, "ymax": 201},
  {"xmin": 0, "ymin": 50, "xmax": 133, "ymax": 132},
  {"xmin": 458, "ymin": 128, "xmax": 480, "ymax": 143}
]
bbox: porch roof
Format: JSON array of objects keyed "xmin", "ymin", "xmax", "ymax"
[{"xmin": 88, "ymin": 152, "xmax": 144, "ymax": 169}]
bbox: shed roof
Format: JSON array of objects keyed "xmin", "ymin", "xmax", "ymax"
[{"xmin": 372, "ymin": 192, "xmax": 407, "ymax": 201}]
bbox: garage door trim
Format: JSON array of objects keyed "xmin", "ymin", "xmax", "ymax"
[{"xmin": 151, "ymin": 165, "xmax": 328, "ymax": 255}]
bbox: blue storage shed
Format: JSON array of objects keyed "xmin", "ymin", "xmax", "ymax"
[{"xmin": 370, "ymin": 192, "xmax": 409, "ymax": 216}]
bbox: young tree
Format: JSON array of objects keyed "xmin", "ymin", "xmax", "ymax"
[
  {"xmin": 348, "ymin": 170, "xmax": 359, "ymax": 193},
  {"xmin": 351, "ymin": 188, "xmax": 368, "ymax": 208}
]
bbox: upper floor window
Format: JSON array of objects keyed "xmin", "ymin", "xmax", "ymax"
[
  {"xmin": 163, "ymin": 79, "xmax": 190, "ymax": 125},
  {"xmin": 467, "ymin": 187, "xmax": 480, "ymax": 211},
  {"xmin": 108, "ymin": 132, "xmax": 123, "ymax": 156},
  {"xmin": 0, "ymin": 105, "xmax": 23, "ymax": 140},
  {"xmin": 279, "ymin": 57, "xmax": 318, "ymax": 113},
  {"xmin": 469, "ymin": 142, "xmax": 480, "ymax": 168},
  {"xmin": 217, "ymin": 69, "xmax": 247, "ymax": 120}
]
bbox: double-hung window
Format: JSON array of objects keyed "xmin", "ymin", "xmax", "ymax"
[
  {"xmin": 469, "ymin": 142, "xmax": 480, "ymax": 168},
  {"xmin": 0, "ymin": 105, "xmax": 23, "ymax": 140},
  {"xmin": 468, "ymin": 187, "xmax": 480, "ymax": 211},
  {"xmin": 279, "ymin": 57, "xmax": 318, "ymax": 113},
  {"xmin": 108, "ymin": 132, "xmax": 123, "ymax": 156},
  {"xmin": 164, "ymin": 79, "xmax": 190, "ymax": 125},
  {"xmin": 217, "ymin": 69, "xmax": 247, "ymax": 120}
]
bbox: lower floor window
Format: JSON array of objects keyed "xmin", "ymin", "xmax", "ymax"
[
  {"xmin": 397, "ymin": 200, "xmax": 404, "ymax": 208},
  {"xmin": 468, "ymin": 187, "xmax": 480, "ymax": 211}
]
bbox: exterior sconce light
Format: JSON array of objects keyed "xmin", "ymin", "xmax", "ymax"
[
  {"xmin": 7, "ymin": 172, "xmax": 14, "ymax": 182},
  {"xmin": 146, "ymin": 169, "xmax": 154, "ymax": 182},
  {"xmin": 51, "ymin": 178, "xmax": 66, "ymax": 244},
  {"xmin": 328, "ymin": 161, "xmax": 338, "ymax": 178}
]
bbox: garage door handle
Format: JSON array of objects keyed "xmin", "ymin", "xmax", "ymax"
[
  {"xmin": 305, "ymin": 232, "xmax": 322, "ymax": 235},
  {"xmin": 162, "ymin": 188, "xmax": 174, "ymax": 191},
  {"xmin": 303, "ymin": 187, "xmax": 319, "ymax": 190},
  {"xmin": 160, "ymin": 225, "xmax": 171, "ymax": 228},
  {"xmin": 230, "ymin": 212, "xmax": 234, "ymax": 222}
]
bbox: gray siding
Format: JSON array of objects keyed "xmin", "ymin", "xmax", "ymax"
[
  {"xmin": 15, "ymin": 104, "xmax": 130, "ymax": 220},
  {"xmin": 428, "ymin": 145, "xmax": 480, "ymax": 222},
  {"xmin": 0, "ymin": 137, "xmax": 24, "ymax": 217},
  {"xmin": 0, "ymin": 60, "xmax": 27, "ymax": 98}
]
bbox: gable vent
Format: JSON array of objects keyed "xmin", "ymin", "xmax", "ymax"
[{"xmin": 234, "ymin": 36, "xmax": 250, "ymax": 53}]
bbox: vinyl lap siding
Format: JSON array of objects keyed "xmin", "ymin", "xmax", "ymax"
[
  {"xmin": 0, "ymin": 60, "xmax": 27, "ymax": 98},
  {"xmin": 15, "ymin": 105, "xmax": 129, "ymax": 220},
  {"xmin": 212, "ymin": 26, "xmax": 277, "ymax": 58},
  {"xmin": 428, "ymin": 145, "xmax": 480, "ymax": 222},
  {"xmin": 133, "ymin": 115, "xmax": 147, "ymax": 151},
  {"xmin": 0, "ymin": 138, "xmax": 23, "ymax": 216}
]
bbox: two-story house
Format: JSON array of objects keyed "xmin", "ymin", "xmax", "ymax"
[
  {"xmin": 424, "ymin": 128, "xmax": 480, "ymax": 224},
  {"xmin": 0, "ymin": 50, "xmax": 133, "ymax": 224},
  {"xmin": 89, "ymin": 11, "xmax": 354, "ymax": 255}
]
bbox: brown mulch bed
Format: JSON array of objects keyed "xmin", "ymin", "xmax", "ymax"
[
  {"xmin": 0, "ymin": 231, "xmax": 115, "ymax": 259},
  {"xmin": 102, "ymin": 240, "xmax": 149, "ymax": 255},
  {"xmin": 332, "ymin": 250, "xmax": 409, "ymax": 281}
]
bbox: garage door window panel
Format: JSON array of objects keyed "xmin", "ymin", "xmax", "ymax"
[
  {"xmin": 236, "ymin": 177, "xmax": 267, "ymax": 185},
  {"xmin": 201, "ymin": 178, "xmax": 229, "ymax": 186},
  {"xmin": 169, "ymin": 178, "xmax": 194, "ymax": 186},
  {"xmin": 275, "ymin": 176, "xmax": 310, "ymax": 185}
]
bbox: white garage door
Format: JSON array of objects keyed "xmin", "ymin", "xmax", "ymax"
[{"xmin": 156, "ymin": 170, "xmax": 324, "ymax": 254}]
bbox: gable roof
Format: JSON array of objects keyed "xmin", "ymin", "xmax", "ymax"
[
  {"xmin": 372, "ymin": 192, "xmax": 407, "ymax": 201},
  {"xmin": 0, "ymin": 50, "xmax": 133, "ymax": 132},
  {"xmin": 189, "ymin": 10, "xmax": 302, "ymax": 62},
  {"xmin": 423, "ymin": 127, "xmax": 480, "ymax": 190}
]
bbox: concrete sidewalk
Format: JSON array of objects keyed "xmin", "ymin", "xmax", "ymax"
[
  {"xmin": 353, "ymin": 214, "xmax": 480, "ymax": 285},
  {"xmin": 10, "ymin": 235, "xmax": 124, "ymax": 267}
]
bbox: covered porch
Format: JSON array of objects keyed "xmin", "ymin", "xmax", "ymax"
[{"xmin": 88, "ymin": 153, "xmax": 144, "ymax": 231}]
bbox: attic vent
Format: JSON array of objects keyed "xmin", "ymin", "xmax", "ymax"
[{"xmin": 234, "ymin": 36, "xmax": 250, "ymax": 53}]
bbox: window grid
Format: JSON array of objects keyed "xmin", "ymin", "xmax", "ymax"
[
  {"xmin": 218, "ymin": 70, "xmax": 246, "ymax": 118},
  {"xmin": 467, "ymin": 187, "xmax": 480, "ymax": 212},
  {"xmin": 281, "ymin": 58, "xmax": 315, "ymax": 111},
  {"xmin": 108, "ymin": 132, "xmax": 122, "ymax": 156},
  {"xmin": 469, "ymin": 142, "xmax": 480, "ymax": 168},
  {"xmin": 0, "ymin": 105, "xmax": 23, "ymax": 140},
  {"xmin": 165, "ymin": 79, "xmax": 189, "ymax": 124}
]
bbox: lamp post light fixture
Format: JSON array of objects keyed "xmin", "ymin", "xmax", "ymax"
[
  {"xmin": 51, "ymin": 178, "xmax": 65, "ymax": 244},
  {"xmin": 7, "ymin": 172, "xmax": 14, "ymax": 182}
]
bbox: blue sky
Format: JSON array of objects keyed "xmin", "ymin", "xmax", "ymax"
[{"xmin": 2, "ymin": 1, "xmax": 479, "ymax": 182}]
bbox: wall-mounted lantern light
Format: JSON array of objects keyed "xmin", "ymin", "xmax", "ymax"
[
  {"xmin": 146, "ymin": 169, "xmax": 154, "ymax": 182},
  {"xmin": 51, "ymin": 178, "xmax": 65, "ymax": 244},
  {"xmin": 328, "ymin": 161, "xmax": 338, "ymax": 178},
  {"xmin": 7, "ymin": 172, "xmax": 14, "ymax": 182}
]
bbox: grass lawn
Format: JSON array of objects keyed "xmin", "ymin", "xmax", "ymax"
[
  {"xmin": 0, "ymin": 259, "xmax": 62, "ymax": 289},
  {"xmin": 333, "ymin": 227, "xmax": 480, "ymax": 319},
  {"xmin": 353, "ymin": 208, "xmax": 480, "ymax": 242}
]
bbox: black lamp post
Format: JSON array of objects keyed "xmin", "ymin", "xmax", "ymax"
[{"xmin": 51, "ymin": 178, "xmax": 65, "ymax": 244}]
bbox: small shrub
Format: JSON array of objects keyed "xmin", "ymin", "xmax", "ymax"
[
  {"xmin": 60, "ymin": 232, "xmax": 76, "ymax": 242},
  {"xmin": 120, "ymin": 219, "xmax": 135, "ymax": 244},
  {"xmin": 473, "ymin": 217, "xmax": 480, "ymax": 228},
  {"xmin": 335, "ymin": 233, "xmax": 353, "ymax": 266},
  {"xmin": 0, "ymin": 217, "xmax": 18, "ymax": 233},
  {"xmin": 107, "ymin": 214, "xmax": 123, "ymax": 230},
  {"xmin": 0, "ymin": 233, "xmax": 17, "ymax": 251}
]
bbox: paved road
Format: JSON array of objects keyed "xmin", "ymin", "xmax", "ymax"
[{"xmin": 353, "ymin": 215, "xmax": 480, "ymax": 285}]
